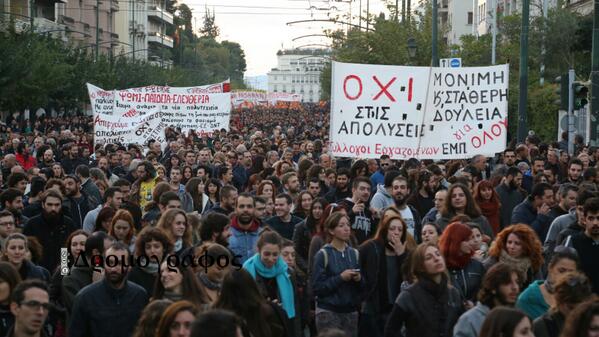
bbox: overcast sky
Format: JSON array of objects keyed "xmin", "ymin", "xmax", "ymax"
[{"xmin": 182, "ymin": 0, "xmax": 390, "ymax": 76}]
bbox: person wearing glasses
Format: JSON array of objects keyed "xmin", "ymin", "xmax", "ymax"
[
  {"xmin": 0, "ymin": 210, "xmax": 16, "ymax": 249},
  {"xmin": 6, "ymin": 279, "xmax": 50, "ymax": 337}
]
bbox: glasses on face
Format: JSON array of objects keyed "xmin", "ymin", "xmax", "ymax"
[
  {"xmin": 0, "ymin": 221, "xmax": 14, "ymax": 227},
  {"xmin": 21, "ymin": 300, "xmax": 51, "ymax": 311}
]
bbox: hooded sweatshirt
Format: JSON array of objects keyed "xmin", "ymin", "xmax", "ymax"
[{"xmin": 371, "ymin": 185, "xmax": 394, "ymax": 211}]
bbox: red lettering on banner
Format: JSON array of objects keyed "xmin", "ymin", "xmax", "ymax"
[
  {"xmin": 408, "ymin": 78, "xmax": 413, "ymax": 102},
  {"xmin": 343, "ymin": 75, "xmax": 362, "ymax": 100},
  {"xmin": 372, "ymin": 76, "xmax": 396, "ymax": 102}
]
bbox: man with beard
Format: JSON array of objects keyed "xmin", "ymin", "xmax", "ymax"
[
  {"xmin": 75, "ymin": 165, "xmax": 102, "ymax": 209},
  {"xmin": 228, "ymin": 193, "xmax": 261, "ymax": 264},
  {"xmin": 502, "ymin": 148, "xmax": 517, "ymax": 167},
  {"xmin": 37, "ymin": 148, "xmax": 55, "ymax": 170},
  {"xmin": 408, "ymin": 170, "xmax": 438, "ymax": 217},
  {"xmin": 199, "ymin": 212, "xmax": 231, "ymax": 247},
  {"xmin": 325, "ymin": 168, "xmax": 352, "ymax": 203},
  {"xmin": 495, "ymin": 167, "xmax": 527, "ymax": 230},
  {"xmin": 69, "ymin": 242, "xmax": 148, "ymax": 337},
  {"xmin": 0, "ymin": 188, "xmax": 29, "ymax": 229},
  {"xmin": 97, "ymin": 157, "xmax": 119, "ymax": 185},
  {"xmin": 563, "ymin": 158, "xmax": 584, "ymax": 185},
  {"xmin": 391, "ymin": 175, "xmax": 422, "ymax": 242},
  {"xmin": 61, "ymin": 144, "xmax": 87, "ymax": 175},
  {"xmin": 281, "ymin": 172, "xmax": 301, "ymax": 201},
  {"xmin": 565, "ymin": 197, "xmax": 599, "ymax": 293},
  {"xmin": 453, "ymin": 263, "xmax": 521, "ymax": 337},
  {"xmin": 339, "ymin": 176, "xmax": 377, "ymax": 245},
  {"xmin": 62, "ymin": 175, "xmax": 92, "ymax": 229},
  {"xmin": 168, "ymin": 167, "xmax": 193, "ymax": 212},
  {"xmin": 210, "ymin": 185, "xmax": 238, "ymax": 216},
  {"xmin": 23, "ymin": 189, "xmax": 76, "ymax": 272},
  {"xmin": 512, "ymin": 182, "xmax": 556, "ymax": 241},
  {"xmin": 371, "ymin": 170, "xmax": 401, "ymax": 216}
]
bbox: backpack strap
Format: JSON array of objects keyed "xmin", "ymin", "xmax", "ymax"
[{"xmin": 319, "ymin": 248, "xmax": 328, "ymax": 270}]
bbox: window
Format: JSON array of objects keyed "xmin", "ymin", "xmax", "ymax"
[{"xmin": 468, "ymin": 12, "xmax": 473, "ymax": 24}]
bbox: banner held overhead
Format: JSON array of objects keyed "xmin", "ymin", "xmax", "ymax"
[{"xmin": 329, "ymin": 61, "xmax": 509, "ymax": 160}]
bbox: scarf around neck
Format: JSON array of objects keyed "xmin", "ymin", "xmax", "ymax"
[
  {"xmin": 174, "ymin": 238, "xmax": 183, "ymax": 252},
  {"xmin": 243, "ymin": 253, "xmax": 295, "ymax": 319},
  {"xmin": 499, "ymin": 249, "xmax": 532, "ymax": 277}
]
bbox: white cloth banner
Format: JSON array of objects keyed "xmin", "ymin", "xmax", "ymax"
[
  {"xmin": 329, "ymin": 61, "xmax": 509, "ymax": 160},
  {"xmin": 87, "ymin": 81, "xmax": 231, "ymax": 138},
  {"xmin": 94, "ymin": 110, "xmax": 167, "ymax": 148}
]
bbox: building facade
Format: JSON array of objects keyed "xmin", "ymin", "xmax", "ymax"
[
  {"xmin": 267, "ymin": 49, "xmax": 329, "ymax": 103},
  {"xmin": 114, "ymin": 0, "xmax": 148, "ymax": 60},
  {"xmin": 445, "ymin": 0, "xmax": 474, "ymax": 45}
]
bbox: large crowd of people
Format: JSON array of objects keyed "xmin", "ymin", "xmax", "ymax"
[{"xmin": 0, "ymin": 103, "xmax": 597, "ymax": 337}]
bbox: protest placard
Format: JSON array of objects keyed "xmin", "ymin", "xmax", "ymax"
[
  {"xmin": 329, "ymin": 61, "xmax": 509, "ymax": 160},
  {"xmin": 94, "ymin": 110, "xmax": 167, "ymax": 148}
]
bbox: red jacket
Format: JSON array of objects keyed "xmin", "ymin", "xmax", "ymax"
[{"xmin": 15, "ymin": 153, "xmax": 37, "ymax": 170}]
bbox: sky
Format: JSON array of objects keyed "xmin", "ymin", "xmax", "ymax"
[{"xmin": 181, "ymin": 0, "xmax": 390, "ymax": 76}]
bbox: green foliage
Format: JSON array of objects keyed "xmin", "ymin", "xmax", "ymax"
[{"xmin": 0, "ymin": 27, "xmax": 247, "ymax": 113}]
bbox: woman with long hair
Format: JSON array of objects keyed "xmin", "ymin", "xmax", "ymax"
[
  {"xmin": 438, "ymin": 222, "xmax": 486, "ymax": 306},
  {"xmin": 358, "ymin": 215, "xmax": 411, "ymax": 337},
  {"xmin": 560, "ymin": 297, "xmax": 599, "ymax": 337},
  {"xmin": 94, "ymin": 206, "xmax": 116, "ymax": 233},
  {"xmin": 478, "ymin": 307, "xmax": 534, "ymax": 337},
  {"xmin": 182, "ymin": 165, "xmax": 193, "ymax": 185},
  {"xmin": 292, "ymin": 191, "xmax": 313, "ymax": 219},
  {"xmin": 185, "ymin": 177, "xmax": 212, "ymax": 214},
  {"xmin": 533, "ymin": 272, "xmax": 593, "ymax": 337},
  {"xmin": 243, "ymin": 231, "xmax": 296, "ymax": 321},
  {"xmin": 132, "ymin": 299, "xmax": 172, "ymax": 337},
  {"xmin": 206, "ymin": 178, "xmax": 221, "ymax": 206},
  {"xmin": 157, "ymin": 209, "xmax": 192, "ymax": 257},
  {"xmin": 0, "ymin": 262, "xmax": 21, "ymax": 336},
  {"xmin": 383, "ymin": 242, "xmax": 463, "ymax": 337},
  {"xmin": 154, "ymin": 300, "xmax": 198, "ymax": 337},
  {"xmin": 474, "ymin": 180, "xmax": 502, "ymax": 235},
  {"xmin": 307, "ymin": 204, "xmax": 347, "ymax": 275},
  {"xmin": 128, "ymin": 227, "xmax": 173, "ymax": 296},
  {"xmin": 436, "ymin": 183, "xmax": 494, "ymax": 238},
  {"xmin": 421, "ymin": 223, "xmax": 441, "ymax": 245},
  {"xmin": 517, "ymin": 246, "xmax": 580, "ymax": 320},
  {"xmin": 152, "ymin": 261, "xmax": 209, "ymax": 308},
  {"xmin": 484, "ymin": 224, "xmax": 544, "ymax": 289},
  {"xmin": 311, "ymin": 212, "xmax": 365, "ymax": 337},
  {"xmin": 293, "ymin": 198, "xmax": 327, "ymax": 273},
  {"xmin": 108, "ymin": 209, "xmax": 136, "ymax": 253},
  {"xmin": 213, "ymin": 269, "xmax": 288, "ymax": 337},
  {"xmin": 1, "ymin": 233, "xmax": 49, "ymax": 282}
]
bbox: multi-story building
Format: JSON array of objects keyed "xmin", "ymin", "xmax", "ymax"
[
  {"xmin": 1, "ymin": 0, "xmax": 68, "ymax": 39},
  {"xmin": 55, "ymin": 0, "xmax": 119, "ymax": 56},
  {"xmin": 565, "ymin": 0, "xmax": 592, "ymax": 15},
  {"xmin": 145, "ymin": 0, "xmax": 173, "ymax": 66},
  {"xmin": 113, "ymin": 0, "xmax": 148, "ymax": 60},
  {"xmin": 267, "ymin": 49, "xmax": 329, "ymax": 103},
  {"xmin": 445, "ymin": 0, "xmax": 474, "ymax": 45}
]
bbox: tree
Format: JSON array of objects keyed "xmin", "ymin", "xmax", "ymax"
[{"xmin": 200, "ymin": 7, "xmax": 219, "ymax": 39}]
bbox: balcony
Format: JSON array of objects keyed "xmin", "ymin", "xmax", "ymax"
[
  {"xmin": 147, "ymin": 6, "xmax": 173, "ymax": 25},
  {"xmin": 147, "ymin": 31, "xmax": 173, "ymax": 48}
]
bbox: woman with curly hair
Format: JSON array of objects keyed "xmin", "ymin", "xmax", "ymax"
[
  {"xmin": 257, "ymin": 180, "xmax": 277, "ymax": 203},
  {"xmin": 438, "ymin": 222, "xmax": 486, "ymax": 306},
  {"xmin": 483, "ymin": 224, "xmax": 544, "ymax": 288},
  {"xmin": 474, "ymin": 180, "xmax": 502, "ymax": 235},
  {"xmin": 436, "ymin": 183, "xmax": 494, "ymax": 239},
  {"xmin": 156, "ymin": 209, "xmax": 192, "ymax": 257}
]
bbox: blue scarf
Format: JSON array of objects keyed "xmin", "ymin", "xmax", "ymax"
[{"xmin": 243, "ymin": 254, "xmax": 296, "ymax": 319}]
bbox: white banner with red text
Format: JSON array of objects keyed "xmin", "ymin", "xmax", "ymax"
[{"xmin": 329, "ymin": 61, "xmax": 509, "ymax": 160}]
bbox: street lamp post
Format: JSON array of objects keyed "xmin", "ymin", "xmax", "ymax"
[
  {"xmin": 407, "ymin": 37, "xmax": 417, "ymax": 60},
  {"xmin": 516, "ymin": 0, "xmax": 531, "ymax": 142},
  {"xmin": 431, "ymin": 0, "xmax": 439, "ymax": 67},
  {"xmin": 95, "ymin": 0, "xmax": 100, "ymax": 62}
]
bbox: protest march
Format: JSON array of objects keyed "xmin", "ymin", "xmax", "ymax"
[{"xmin": 0, "ymin": 61, "xmax": 597, "ymax": 337}]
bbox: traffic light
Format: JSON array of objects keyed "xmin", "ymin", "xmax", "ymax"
[
  {"xmin": 555, "ymin": 74, "xmax": 569, "ymax": 111},
  {"xmin": 573, "ymin": 81, "xmax": 589, "ymax": 110}
]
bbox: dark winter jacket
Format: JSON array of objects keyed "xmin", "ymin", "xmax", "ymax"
[
  {"xmin": 384, "ymin": 275, "xmax": 463, "ymax": 337},
  {"xmin": 511, "ymin": 198, "xmax": 555, "ymax": 242},
  {"xmin": 359, "ymin": 239, "xmax": 409, "ymax": 315},
  {"xmin": 61, "ymin": 265, "xmax": 93, "ymax": 315},
  {"xmin": 338, "ymin": 198, "xmax": 378, "ymax": 245},
  {"xmin": 448, "ymin": 259, "xmax": 485, "ymax": 302},
  {"xmin": 533, "ymin": 310, "xmax": 565, "ymax": 337},
  {"xmin": 68, "ymin": 279, "xmax": 148, "ymax": 337},
  {"xmin": 495, "ymin": 183, "xmax": 527, "ymax": 229},
  {"xmin": 127, "ymin": 266, "xmax": 158, "ymax": 296},
  {"xmin": 311, "ymin": 244, "xmax": 366, "ymax": 313},
  {"xmin": 23, "ymin": 213, "xmax": 77, "ymax": 272},
  {"xmin": 18, "ymin": 260, "xmax": 50, "ymax": 282},
  {"xmin": 292, "ymin": 219, "xmax": 315, "ymax": 274}
]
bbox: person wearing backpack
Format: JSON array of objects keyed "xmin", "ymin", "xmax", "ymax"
[{"xmin": 311, "ymin": 211, "xmax": 365, "ymax": 337}]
